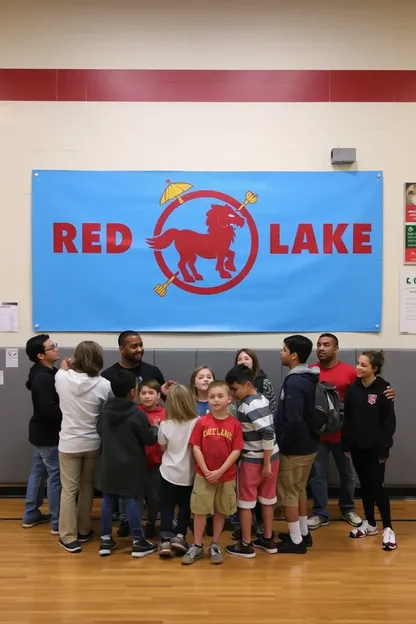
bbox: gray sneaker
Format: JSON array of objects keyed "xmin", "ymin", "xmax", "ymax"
[
  {"xmin": 182, "ymin": 544, "xmax": 205, "ymax": 565},
  {"xmin": 209, "ymin": 543, "xmax": 224, "ymax": 565},
  {"xmin": 170, "ymin": 535, "xmax": 189, "ymax": 555},
  {"xmin": 341, "ymin": 511, "xmax": 362, "ymax": 527},
  {"xmin": 307, "ymin": 515, "xmax": 329, "ymax": 530}
]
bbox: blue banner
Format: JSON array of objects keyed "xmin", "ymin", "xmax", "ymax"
[{"xmin": 32, "ymin": 170, "xmax": 382, "ymax": 332}]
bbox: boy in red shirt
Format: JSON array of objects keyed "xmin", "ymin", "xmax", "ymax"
[
  {"xmin": 183, "ymin": 380, "xmax": 244, "ymax": 565},
  {"xmin": 139, "ymin": 380, "xmax": 165, "ymax": 537}
]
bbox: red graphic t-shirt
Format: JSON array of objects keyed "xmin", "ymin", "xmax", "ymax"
[
  {"xmin": 189, "ymin": 412, "xmax": 244, "ymax": 482},
  {"xmin": 311, "ymin": 361, "xmax": 357, "ymax": 443}
]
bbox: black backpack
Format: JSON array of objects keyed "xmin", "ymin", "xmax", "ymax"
[{"xmin": 310, "ymin": 381, "xmax": 343, "ymax": 435}]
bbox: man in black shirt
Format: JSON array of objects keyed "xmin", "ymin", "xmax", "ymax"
[{"xmin": 102, "ymin": 331, "xmax": 174, "ymax": 398}]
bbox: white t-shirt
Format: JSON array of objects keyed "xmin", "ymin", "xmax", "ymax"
[
  {"xmin": 55, "ymin": 369, "xmax": 112, "ymax": 453},
  {"xmin": 158, "ymin": 418, "xmax": 198, "ymax": 486}
]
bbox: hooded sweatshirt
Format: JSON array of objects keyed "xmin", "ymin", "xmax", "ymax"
[
  {"xmin": 141, "ymin": 404, "xmax": 165, "ymax": 468},
  {"xmin": 275, "ymin": 365, "xmax": 320, "ymax": 456},
  {"xmin": 26, "ymin": 363, "xmax": 62, "ymax": 446},
  {"xmin": 55, "ymin": 369, "xmax": 112, "ymax": 453},
  {"xmin": 96, "ymin": 398, "xmax": 158, "ymax": 498},
  {"xmin": 254, "ymin": 370, "xmax": 277, "ymax": 419},
  {"xmin": 342, "ymin": 376, "xmax": 396, "ymax": 459}
]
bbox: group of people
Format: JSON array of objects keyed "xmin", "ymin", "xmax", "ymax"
[{"xmin": 22, "ymin": 329, "xmax": 398, "ymax": 564}]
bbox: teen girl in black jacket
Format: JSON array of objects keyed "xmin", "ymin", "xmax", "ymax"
[{"xmin": 342, "ymin": 350, "xmax": 396, "ymax": 551}]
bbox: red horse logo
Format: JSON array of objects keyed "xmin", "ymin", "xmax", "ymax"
[{"xmin": 146, "ymin": 203, "xmax": 245, "ymax": 283}]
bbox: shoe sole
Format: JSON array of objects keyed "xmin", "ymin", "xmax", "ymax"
[
  {"xmin": 51, "ymin": 530, "xmax": 60, "ymax": 536},
  {"xmin": 78, "ymin": 534, "xmax": 95, "ymax": 544},
  {"xmin": 99, "ymin": 546, "xmax": 116, "ymax": 557},
  {"xmin": 253, "ymin": 544, "xmax": 278, "ymax": 554},
  {"xmin": 170, "ymin": 543, "xmax": 188, "ymax": 555},
  {"xmin": 182, "ymin": 553, "xmax": 205, "ymax": 566},
  {"xmin": 210, "ymin": 556, "xmax": 224, "ymax": 565},
  {"xmin": 277, "ymin": 548, "xmax": 307, "ymax": 555},
  {"xmin": 225, "ymin": 550, "xmax": 256, "ymax": 559},
  {"xmin": 131, "ymin": 547, "xmax": 157, "ymax": 558},
  {"xmin": 341, "ymin": 516, "xmax": 362, "ymax": 527},
  {"xmin": 350, "ymin": 531, "xmax": 378, "ymax": 539},
  {"xmin": 22, "ymin": 518, "xmax": 51, "ymax": 528},
  {"xmin": 382, "ymin": 543, "xmax": 397, "ymax": 551},
  {"xmin": 308, "ymin": 521, "xmax": 329, "ymax": 531},
  {"xmin": 59, "ymin": 541, "xmax": 81, "ymax": 553},
  {"xmin": 159, "ymin": 549, "xmax": 173, "ymax": 558}
]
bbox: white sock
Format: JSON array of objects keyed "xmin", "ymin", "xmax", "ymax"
[
  {"xmin": 288, "ymin": 521, "xmax": 303, "ymax": 545},
  {"xmin": 299, "ymin": 516, "xmax": 308, "ymax": 537}
]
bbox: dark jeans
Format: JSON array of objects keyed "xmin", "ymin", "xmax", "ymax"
[
  {"xmin": 351, "ymin": 448, "xmax": 392, "ymax": 529},
  {"xmin": 160, "ymin": 476, "xmax": 192, "ymax": 540},
  {"xmin": 309, "ymin": 440, "xmax": 356, "ymax": 520},
  {"xmin": 101, "ymin": 493, "xmax": 143, "ymax": 540},
  {"xmin": 146, "ymin": 467, "xmax": 161, "ymax": 524}
]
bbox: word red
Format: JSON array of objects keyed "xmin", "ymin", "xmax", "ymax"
[
  {"xmin": 269, "ymin": 223, "xmax": 372, "ymax": 254},
  {"xmin": 53, "ymin": 223, "xmax": 132, "ymax": 254}
]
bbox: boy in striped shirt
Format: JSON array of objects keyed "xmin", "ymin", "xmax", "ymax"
[{"xmin": 225, "ymin": 364, "xmax": 279, "ymax": 558}]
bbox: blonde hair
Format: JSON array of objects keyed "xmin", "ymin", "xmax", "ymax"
[
  {"xmin": 189, "ymin": 365, "xmax": 216, "ymax": 400},
  {"xmin": 73, "ymin": 341, "xmax": 104, "ymax": 377},
  {"xmin": 165, "ymin": 384, "xmax": 197, "ymax": 423}
]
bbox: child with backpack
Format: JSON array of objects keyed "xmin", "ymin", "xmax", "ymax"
[{"xmin": 342, "ymin": 350, "xmax": 397, "ymax": 551}]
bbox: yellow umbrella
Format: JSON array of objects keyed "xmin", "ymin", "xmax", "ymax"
[{"xmin": 160, "ymin": 180, "xmax": 193, "ymax": 205}]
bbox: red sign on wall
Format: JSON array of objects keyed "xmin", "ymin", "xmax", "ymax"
[{"xmin": 405, "ymin": 183, "xmax": 416, "ymax": 264}]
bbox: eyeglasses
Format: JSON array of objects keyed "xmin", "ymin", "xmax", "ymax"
[{"xmin": 44, "ymin": 342, "xmax": 59, "ymax": 352}]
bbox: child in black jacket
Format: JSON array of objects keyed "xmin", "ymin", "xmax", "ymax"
[
  {"xmin": 342, "ymin": 350, "xmax": 396, "ymax": 551},
  {"xmin": 96, "ymin": 369, "xmax": 159, "ymax": 558}
]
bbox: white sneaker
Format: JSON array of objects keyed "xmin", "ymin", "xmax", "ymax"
[
  {"xmin": 341, "ymin": 511, "xmax": 362, "ymax": 527},
  {"xmin": 307, "ymin": 515, "xmax": 329, "ymax": 530},
  {"xmin": 350, "ymin": 520, "xmax": 378, "ymax": 538},
  {"xmin": 382, "ymin": 527, "xmax": 397, "ymax": 551}
]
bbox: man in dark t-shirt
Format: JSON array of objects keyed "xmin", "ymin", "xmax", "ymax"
[{"xmin": 102, "ymin": 331, "xmax": 174, "ymax": 397}]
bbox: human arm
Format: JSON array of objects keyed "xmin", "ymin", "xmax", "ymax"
[
  {"xmin": 379, "ymin": 397, "xmax": 396, "ymax": 460},
  {"xmin": 206, "ymin": 449, "xmax": 241, "ymax": 483},
  {"xmin": 31, "ymin": 373, "xmax": 61, "ymax": 422},
  {"xmin": 341, "ymin": 387, "xmax": 353, "ymax": 455},
  {"xmin": 277, "ymin": 378, "xmax": 306, "ymax": 449},
  {"xmin": 131, "ymin": 409, "xmax": 159, "ymax": 446},
  {"xmin": 244, "ymin": 400, "xmax": 275, "ymax": 472},
  {"xmin": 262, "ymin": 378, "xmax": 277, "ymax": 419},
  {"xmin": 384, "ymin": 386, "xmax": 396, "ymax": 401}
]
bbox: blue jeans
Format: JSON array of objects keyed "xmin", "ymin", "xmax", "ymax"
[
  {"xmin": 101, "ymin": 494, "xmax": 143, "ymax": 540},
  {"xmin": 309, "ymin": 440, "xmax": 356, "ymax": 520},
  {"xmin": 24, "ymin": 446, "xmax": 61, "ymax": 528}
]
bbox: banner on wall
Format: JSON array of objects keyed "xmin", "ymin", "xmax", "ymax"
[
  {"xmin": 32, "ymin": 170, "xmax": 383, "ymax": 333},
  {"xmin": 404, "ymin": 183, "xmax": 416, "ymax": 264}
]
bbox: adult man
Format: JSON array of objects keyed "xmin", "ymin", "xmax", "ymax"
[
  {"xmin": 102, "ymin": 331, "xmax": 173, "ymax": 398},
  {"xmin": 307, "ymin": 333, "xmax": 395, "ymax": 530},
  {"xmin": 275, "ymin": 335, "xmax": 319, "ymax": 554},
  {"xmin": 23, "ymin": 335, "xmax": 62, "ymax": 535}
]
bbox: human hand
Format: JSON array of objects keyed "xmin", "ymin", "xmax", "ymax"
[
  {"xmin": 262, "ymin": 462, "xmax": 273, "ymax": 479},
  {"xmin": 379, "ymin": 458, "xmax": 387, "ymax": 463},
  {"xmin": 384, "ymin": 386, "xmax": 396, "ymax": 401},
  {"xmin": 206, "ymin": 469, "xmax": 222, "ymax": 483},
  {"xmin": 344, "ymin": 452, "xmax": 351, "ymax": 458},
  {"xmin": 161, "ymin": 380, "xmax": 176, "ymax": 395},
  {"xmin": 60, "ymin": 357, "xmax": 73, "ymax": 370}
]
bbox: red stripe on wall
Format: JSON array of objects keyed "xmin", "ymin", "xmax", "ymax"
[{"xmin": 1, "ymin": 69, "xmax": 416, "ymax": 102}]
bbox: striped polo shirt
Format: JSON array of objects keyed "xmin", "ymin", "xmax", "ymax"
[{"xmin": 237, "ymin": 393, "xmax": 279, "ymax": 464}]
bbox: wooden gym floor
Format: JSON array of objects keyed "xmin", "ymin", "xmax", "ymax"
[{"xmin": 1, "ymin": 499, "xmax": 416, "ymax": 624}]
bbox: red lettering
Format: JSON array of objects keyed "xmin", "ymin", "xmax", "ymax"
[
  {"xmin": 353, "ymin": 223, "xmax": 372, "ymax": 254},
  {"xmin": 323, "ymin": 223, "xmax": 348, "ymax": 254},
  {"xmin": 82, "ymin": 223, "xmax": 101, "ymax": 253},
  {"xmin": 53, "ymin": 223, "xmax": 77, "ymax": 253},
  {"xmin": 106, "ymin": 223, "xmax": 132, "ymax": 253},
  {"xmin": 291, "ymin": 224, "xmax": 319, "ymax": 254},
  {"xmin": 269, "ymin": 224, "xmax": 289, "ymax": 254}
]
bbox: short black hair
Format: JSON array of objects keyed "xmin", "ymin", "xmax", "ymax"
[
  {"xmin": 118, "ymin": 330, "xmax": 140, "ymax": 347},
  {"xmin": 25, "ymin": 334, "xmax": 50, "ymax": 363},
  {"xmin": 318, "ymin": 332, "xmax": 339, "ymax": 347},
  {"xmin": 110, "ymin": 369, "xmax": 137, "ymax": 398},
  {"xmin": 225, "ymin": 364, "xmax": 254, "ymax": 385},
  {"xmin": 284, "ymin": 335, "xmax": 313, "ymax": 364}
]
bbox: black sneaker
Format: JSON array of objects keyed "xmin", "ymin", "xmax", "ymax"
[
  {"xmin": 99, "ymin": 537, "xmax": 117, "ymax": 557},
  {"xmin": 278, "ymin": 531, "xmax": 313, "ymax": 548},
  {"xmin": 117, "ymin": 519, "xmax": 131, "ymax": 538},
  {"xmin": 206, "ymin": 516, "xmax": 214, "ymax": 537},
  {"xmin": 226, "ymin": 541, "xmax": 256, "ymax": 559},
  {"xmin": 22, "ymin": 513, "xmax": 52, "ymax": 528},
  {"xmin": 253, "ymin": 537, "xmax": 278, "ymax": 554},
  {"xmin": 78, "ymin": 529, "xmax": 95, "ymax": 543},
  {"xmin": 112, "ymin": 511, "xmax": 120, "ymax": 521},
  {"xmin": 276, "ymin": 537, "xmax": 307, "ymax": 554},
  {"xmin": 131, "ymin": 537, "xmax": 157, "ymax": 558},
  {"xmin": 145, "ymin": 522, "xmax": 157, "ymax": 538},
  {"xmin": 231, "ymin": 526, "xmax": 242, "ymax": 541},
  {"xmin": 59, "ymin": 538, "xmax": 82, "ymax": 553}
]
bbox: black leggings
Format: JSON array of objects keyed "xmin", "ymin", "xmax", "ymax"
[
  {"xmin": 160, "ymin": 476, "xmax": 192, "ymax": 538},
  {"xmin": 351, "ymin": 448, "xmax": 392, "ymax": 529}
]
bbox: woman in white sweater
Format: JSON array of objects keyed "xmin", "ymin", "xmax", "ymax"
[{"xmin": 55, "ymin": 341, "xmax": 111, "ymax": 553}]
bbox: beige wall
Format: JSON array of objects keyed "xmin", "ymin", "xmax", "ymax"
[{"xmin": 0, "ymin": 0, "xmax": 415, "ymax": 349}]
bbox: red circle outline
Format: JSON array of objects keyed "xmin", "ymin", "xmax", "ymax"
[{"xmin": 153, "ymin": 189, "xmax": 259, "ymax": 295}]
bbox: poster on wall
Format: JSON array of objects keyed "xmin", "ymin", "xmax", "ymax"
[
  {"xmin": 31, "ymin": 170, "xmax": 383, "ymax": 333},
  {"xmin": 404, "ymin": 183, "xmax": 416, "ymax": 264},
  {"xmin": 399, "ymin": 268, "xmax": 416, "ymax": 333}
]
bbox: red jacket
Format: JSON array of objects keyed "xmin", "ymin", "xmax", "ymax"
[{"xmin": 142, "ymin": 405, "xmax": 165, "ymax": 468}]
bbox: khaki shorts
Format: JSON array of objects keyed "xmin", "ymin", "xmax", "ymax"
[
  {"xmin": 191, "ymin": 473, "xmax": 237, "ymax": 516},
  {"xmin": 277, "ymin": 452, "xmax": 317, "ymax": 507}
]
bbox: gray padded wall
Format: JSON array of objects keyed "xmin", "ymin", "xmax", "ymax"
[{"xmin": 0, "ymin": 347, "xmax": 412, "ymax": 486}]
